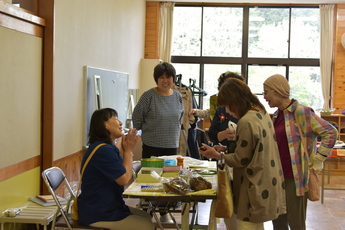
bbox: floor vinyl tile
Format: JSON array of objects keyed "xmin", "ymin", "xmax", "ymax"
[{"xmin": 125, "ymin": 174, "xmax": 345, "ymax": 229}]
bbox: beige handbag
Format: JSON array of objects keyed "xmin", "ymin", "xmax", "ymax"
[{"xmin": 214, "ymin": 154, "xmax": 234, "ymax": 218}]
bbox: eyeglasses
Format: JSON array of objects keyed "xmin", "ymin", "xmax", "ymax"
[{"xmin": 262, "ymin": 90, "xmax": 275, "ymax": 96}]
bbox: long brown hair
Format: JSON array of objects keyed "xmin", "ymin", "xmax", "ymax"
[{"xmin": 218, "ymin": 78, "xmax": 266, "ymax": 118}]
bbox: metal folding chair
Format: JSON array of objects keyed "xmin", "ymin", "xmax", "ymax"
[{"xmin": 41, "ymin": 167, "xmax": 109, "ymax": 230}]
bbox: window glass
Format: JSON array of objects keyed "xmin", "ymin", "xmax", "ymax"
[
  {"xmin": 290, "ymin": 8, "xmax": 320, "ymax": 58},
  {"xmin": 171, "ymin": 6, "xmax": 321, "ymax": 112},
  {"xmin": 172, "ymin": 7, "xmax": 202, "ymax": 56},
  {"xmin": 247, "ymin": 65, "xmax": 285, "ymax": 114},
  {"xmin": 173, "ymin": 63, "xmax": 201, "ymax": 108},
  {"xmin": 203, "ymin": 7, "xmax": 243, "ymax": 57},
  {"xmin": 289, "ymin": 66, "xmax": 322, "ymax": 109},
  {"xmin": 203, "ymin": 64, "xmax": 242, "ymax": 109},
  {"xmin": 247, "ymin": 65, "xmax": 286, "ymax": 95},
  {"xmin": 173, "ymin": 63, "xmax": 200, "ymax": 87},
  {"xmin": 256, "ymin": 95, "xmax": 277, "ymax": 114},
  {"xmin": 248, "ymin": 8, "xmax": 289, "ymax": 58}
]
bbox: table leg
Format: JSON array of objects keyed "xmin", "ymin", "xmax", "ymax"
[
  {"xmin": 208, "ymin": 200, "xmax": 217, "ymax": 230},
  {"xmin": 148, "ymin": 201, "xmax": 164, "ymax": 230},
  {"xmin": 181, "ymin": 202, "xmax": 190, "ymax": 230},
  {"xmin": 321, "ymin": 165, "xmax": 325, "ymax": 204},
  {"xmin": 327, "ymin": 159, "xmax": 331, "ymax": 184}
]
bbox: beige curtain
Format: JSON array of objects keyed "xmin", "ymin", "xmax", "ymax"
[
  {"xmin": 320, "ymin": 5, "xmax": 335, "ymax": 109},
  {"xmin": 159, "ymin": 2, "xmax": 175, "ymax": 63}
]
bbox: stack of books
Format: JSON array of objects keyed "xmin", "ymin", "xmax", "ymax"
[{"xmin": 29, "ymin": 195, "xmax": 67, "ymax": 206}]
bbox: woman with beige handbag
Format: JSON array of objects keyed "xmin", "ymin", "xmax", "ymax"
[
  {"xmin": 263, "ymin": 74, "xmax": 338, "ymax": 230},
  {"xmin": 200, "ymin": 78, "xmax": 286, "ymax": 230}
]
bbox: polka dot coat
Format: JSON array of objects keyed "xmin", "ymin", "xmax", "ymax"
[{"xmin": 224, "ymin": 111, "xmax": 286, "ymax": 223}]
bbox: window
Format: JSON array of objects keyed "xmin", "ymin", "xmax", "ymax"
[
  {"xmin": 172, "ymin": 7, "xmax": 202, "ymax": 56},
  {"xmin": 171, "ymin": 5, "xmax": 321, "ymax": 112},
  {"xmin": 248, "ymin": 8, "xmax": 290, "ymax": 58},
  {"xmin": 202, "ymin": 7, "xmax": 243, "ymax": 57}
]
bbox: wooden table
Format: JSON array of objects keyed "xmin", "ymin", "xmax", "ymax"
[
  {"xmin": 321, "ymin": 148, "xmax": 345, "ymax": 203},
  {"xmin": 123, "ymin": 161, "xmax": 218, "ymax": 230},
  {"xmin": 0, "ymin": 200, "xmax": 59, "ymax": 230}
]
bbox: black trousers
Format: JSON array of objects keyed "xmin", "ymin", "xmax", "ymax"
[{"xmin": 142, "ymin": 143, "xmax": 177, "ymax": 159}]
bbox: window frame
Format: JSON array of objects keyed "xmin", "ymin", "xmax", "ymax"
[{"xmin": 171, "ymin": 4, "xmax": 320, "ymax": 109}]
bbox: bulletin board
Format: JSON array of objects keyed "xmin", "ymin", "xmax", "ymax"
[{"xmin": 84, "ymin": 66, "xmax": 129, "ymax": 147}]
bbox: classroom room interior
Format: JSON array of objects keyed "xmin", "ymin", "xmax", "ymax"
[{"xmin": 0, "ymin": 0, "xmax": 345, "ymax": 229}]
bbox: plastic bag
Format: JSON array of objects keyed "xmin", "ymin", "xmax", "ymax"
[
  {"xmin": 151, "ymin": 171, "xmax": 190, "ymax": 195},
  {"xmin": 189, "ymin": 172, "xmax": 212, "ymax": 191}
]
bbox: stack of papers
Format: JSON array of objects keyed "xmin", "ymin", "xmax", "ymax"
[
  {"xmin": 334, "ymin": 140, "xmax": 345, "ymax": 149},
  {"xmin": 29, "ymin": 195, "xmax": 67, "ymax": 206}
]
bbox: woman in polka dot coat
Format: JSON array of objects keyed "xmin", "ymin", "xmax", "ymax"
[{"xmin": 200, "ymin": 78, "xmax": 286, "ymax": 230}]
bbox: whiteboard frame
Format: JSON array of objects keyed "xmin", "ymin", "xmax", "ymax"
[{"xmin": 84, "ymin": 66, "xmax": 129, "ymax": 147}]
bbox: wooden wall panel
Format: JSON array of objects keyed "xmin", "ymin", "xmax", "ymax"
[
  {"xmin": 0, "ymin": 2, "xmax": 44, "ymax": 179},
  {"xmin": 333, "ymin": 4, "xmax": 345, "ymax": 114},
  {"xmin": 0, "ymin": 156, "xmax": 40, "ymax": 182},
  {"xmin": 53, "ymin": 149, "xmax": 85, "ymax": 196},
  {"xmin": 144, "ymin": 1, "xmax": 159, "ymax": 59},
  {"xmin": 0, "ymin": 13, "xmax": 43, "ymax": 36}
]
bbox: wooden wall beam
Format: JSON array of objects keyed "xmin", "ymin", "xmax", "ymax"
[
  {"xmin": 333, "ymin": 4, "xmax": 345, "ymax": 114},
  {"xmin": 145, "ymin": 1, "xmax": 160, "ymax": 59},
  {"xmin": 0, "ymin": 156, "xmax": 40, "ymax": 182},
  {"xmin": 37, "ymin": 0, "xmax": 54, "ymax": 194}
]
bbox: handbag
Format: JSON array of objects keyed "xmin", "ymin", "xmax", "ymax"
[
  {"xmin": 294, "ymin": 111, "xmax": 320, "ymax": 201},
  {"xmin": 71, "ymin": 143, "xmax": 105, "ymax": 221},
  {"xmin": 214, "ymin": 153, "xmax": 233, "ymax": 218}
]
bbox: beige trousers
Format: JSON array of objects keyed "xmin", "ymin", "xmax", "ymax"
[{"xmin": 90, "ymin": 207, "xmax": 154, "ymax": 230}]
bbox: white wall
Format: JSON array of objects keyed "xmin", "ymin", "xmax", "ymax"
[{"xmin": 53, "ymin": 0, "xmax": 146, "ymax": 159}]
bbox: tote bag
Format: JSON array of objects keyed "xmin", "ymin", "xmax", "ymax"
[{"xmin": 215, "ymin": 154, "xmax": 233, "ymax": 218}]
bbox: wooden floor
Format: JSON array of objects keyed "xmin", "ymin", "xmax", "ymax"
[{"xmin": 125, "ymin": 174, "xmax": 345, "ymax": 230}]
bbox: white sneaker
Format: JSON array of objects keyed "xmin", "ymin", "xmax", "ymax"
[{"xmin": 159, "ymin": 214, "xmax": 173, "ymax": 223}]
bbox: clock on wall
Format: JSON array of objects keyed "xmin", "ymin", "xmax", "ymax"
[{"xmin": 342, "ymin": 33, "xmax": 345, "ymax": 49}]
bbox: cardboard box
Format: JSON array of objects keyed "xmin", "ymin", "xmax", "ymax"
[
  {"xmin": 161, "ymin": 171, "xmax": 179, "ymax": 178},
  {"xmin": 163, "ymin": 166, "xmax": 181, "ymax": 172},
  {"xmin": 136, "ymin": 167, "xmax": 163, "ymax": 183}
]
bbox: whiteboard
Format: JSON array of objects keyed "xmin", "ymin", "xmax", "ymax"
[{"xmin": 84, "ymin": 66, "xmax": 129, "ymax": 146}]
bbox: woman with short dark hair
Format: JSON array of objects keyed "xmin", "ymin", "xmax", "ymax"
[
  {"xmin": 132, "ymin": 62, "xmax": 183, "ymax": 159},
  {"xmin": 132, "ymin": 62, "xmax": 184, "ymax": 223}
]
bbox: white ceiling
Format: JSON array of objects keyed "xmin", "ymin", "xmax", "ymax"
[{"xmin": 148, "ymin": 0, "xmax": 344, "ymax": 4}]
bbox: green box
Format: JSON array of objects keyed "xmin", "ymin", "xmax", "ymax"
[{"xmin": 136, "ymin": 167, "xmax": 163, "ymax": 183}]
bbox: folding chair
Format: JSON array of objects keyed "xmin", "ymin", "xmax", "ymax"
[{"xmin": 42, "ymin": 167, "xmax": 109, "ymax": 230}]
